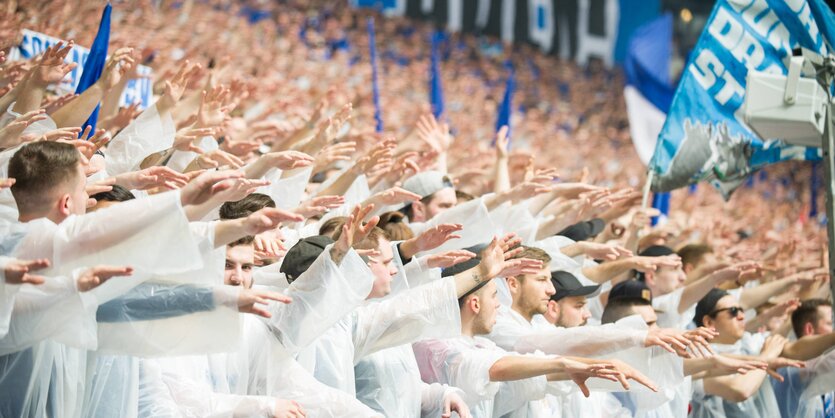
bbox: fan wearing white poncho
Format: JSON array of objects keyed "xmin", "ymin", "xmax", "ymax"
[
  {"xmin": 691, "ymin": 289, "xmax": 835, "ymax": 418},
  {"xmin": 413, "ymin": 264, "xmax": 661, "ymax": 418},
  {"xmin": 599, "ymin": 285, "xmax": 773, "ymax": 418},
  {"xmin": 294, "ymin": 231, "xmax": 540, "ymax": 412},
  {"xmin": 772, "ymin": 299, "xmax": 835, "ymax": 418},
  {"xmin": 350, "ymin": 223, "xmax": 481, "ymax": 418},
  {"xmin": 0, "ymin": 140, "xmax": 252, "ymax": 417}
]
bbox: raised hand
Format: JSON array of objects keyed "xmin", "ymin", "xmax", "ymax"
[
  {"xmin": 197, "ymin": 86, "xmax": 232, "ymax": 128},
  {"xmin": 32, "ymin": 41, "xmax": 76, "ymax": 86},
  {"xmin": 561, "ymin": 358, "xmax": 621, "ymax": 397},
  {"xmin": 629, "ymin": 254, "xmax": 683, "ymax": 274},
  {"xmin": 3, "ymin": 258, "xmax": 50, "ymax": 285},
  {"xmin": 209, "ymin": 177, "xmax": 270, "ymax": 203},
  {"xmin": 114, "ymin": 166, "xmax": 190, "ymax": 191},
  {"xmin": 0, "ymin": 178, "xmax": 15, "ymax": 190},
  {"xmin": 85, "ymin": 177, "xmax": 116, "ymax": 197},
  {"xmin": 179, "ymin": 170, "xmax": 245, "ymax": 206},
  {"xmin": 237, "ymin": 288, "xmax": 291, "ymax": 318},
  {"xmin": 478, "ymin": 235, "xmax": 543, "ymax": 280},
  {"xmin": 158, "ymin": 60, "xmax": 202, "ymax": 111},
  {"xmin": 416, "ymin": 113, "xmax": 452, "ymax": 153},
  {"xmin": 644, "ymin": 327, "xmax": 694, "ymax": 356},
  {"xmin": 400, "ymin": 223, "xmax": 464, "ymax": 258},
  {"xmin": 43, "ymin": 93, "xmax": 79, "ymax": 114},
  {"xmin": 98, "ymin": 48, "xmax": 136, "ymax": 91},
  {"xmin": 242, "ymin": 207, "xmax": 304, "ymax": 235},
  {"xmin": 426, "ymin": 250, "xmax": 477, "ymax": 269},
  {"xmin": 173, "ymin": 126, "xmax": 215, "ymax": 153},
  {"xmin": 366, "ymin": 186, "xmax": 422, "ymax": 207},
  {"xmin": 294, "ymin": 195, "xmax": 345, "ymax": 218},
  {"xmin": 273, "ymin": 398, "xmax": 306, "ymax": 418},
  {"xmin": 712, "ymin": 355, "xmax": 768, "ymax": 375},
  {"xmin": 331, "ymin": 204, "xmax": 379, "ymax": 263},
  {"xmin": 0, "ymin": 109, "xmax": 48, "ymax": 147},
  {"xmin": 602, "ymin": 359, "xmax": 659, "ymax": 392},
  {"xmin": 764, "ymin": 357, "xmax": 805, "ymax": 381},
  {"xmin": 195, "ymin": 149, "xmax": 245, "ymax": 170},
  {"xmin": 441, "ymin": 390, "xmax": 471, "ymax": 418},
  {"xmin": 263, "ymin": 151, "xmax": 315, "ymax": 170},
  {"xmin": 76, "ymin": 266, "xmax": 134, "ymax": 292},
  {"xmin": 576, "ymin": 242, "xmax": 633, "ymax": 261},
  {"xmin": 495, "ymin": 125, "xmax": 509, "ymax": 158}
]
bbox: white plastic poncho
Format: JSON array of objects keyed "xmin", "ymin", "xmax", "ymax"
[
  {"xmin": 691, "ymin": 332, "xmax": 780, "ymax": 418},
  {"xmin": 0, "ymin": 256, "xmax": 21, "ymax": 337},
  {"xmin": 297, "ymin": 277, "xmax": 460, "ymax": 395},
  {"xmin": 413, "ymin": 336, "xmax": 549, "ymax": 418},
  {"xmin": 410, "ymin": 196, "xmax": 497, "ymax": 255},
  {"xmin": 772, "ymin": 347, "xmax": 835, "ymax": 418},
  {"xmin": 353, "ymin": 246, "xmax": 462, "ymax": 417},
  {"xmin": 103, "ymin": 104, "xmax": 176, "ymax": 176},
  {"xmin": 490, "ymin": 304, "xmax": 647, "ymax": 357}
]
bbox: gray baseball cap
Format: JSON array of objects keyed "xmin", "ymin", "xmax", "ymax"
[{"xmin": 402, "ymin": 171, "xmax": 454, "ymax": 199}]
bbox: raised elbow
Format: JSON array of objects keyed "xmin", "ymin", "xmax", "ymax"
[{"xmin": 723, "ymin": 388, "xmax": 755, "ymax": 403}]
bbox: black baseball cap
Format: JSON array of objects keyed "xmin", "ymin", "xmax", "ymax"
[
  {"xmin": 609, "ymin": 280, "xmax": 653, "ymax": 304},
  {"xmin": 556, "ymin": 218, "xmax": 605, "ymax": 241},
  {"xmin": 694, "ymin": 288, "xmax": 730, "ymax": 327},
  {"xmin": 634, "ymin": 245, "xmax": 676, "ymax": 280},
  {"xmin": 639, "ymin": 245, "xmax": 676, "ymax": 257},
  {"xmin": 280, "ymin": 235, "xmax": 334, "ymax": 284},
  {"xmin": 551, "ymin": 270, "xmax": 601, "ymax": 301}
]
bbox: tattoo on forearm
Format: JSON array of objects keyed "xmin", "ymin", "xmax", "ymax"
[{"xmin": 471, "ymin": 272, "xmax": 481, "ymax": 284}]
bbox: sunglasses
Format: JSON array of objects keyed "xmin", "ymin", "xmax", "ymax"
[{"xmin": 709, "ymin": 306, "xmax": 744, "ymax": 318}]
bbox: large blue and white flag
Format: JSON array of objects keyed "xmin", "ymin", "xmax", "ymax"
[
  {"xmin": 624, "ymin": 13, "xmax": 674, "ymax": 166},
  {"xmin": 650, "ymin": 0, "xmax": 835, "ymax": 197}
]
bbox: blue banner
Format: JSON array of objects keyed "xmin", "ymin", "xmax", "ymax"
[{"xmin": 650, "ymin": 0, "xmax": 835, "ymax": 197}]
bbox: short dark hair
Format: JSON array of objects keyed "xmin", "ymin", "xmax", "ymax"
[
  {"xmin": 507, "ymin": 246, "xmax": 550, "ymax": 281},
  {"xmin": 791, "ymin": 299, "xmax": 832, "ymax": 337},
  {"xmin": 634, "ymin": 245, "xmax": 676, "ymax": 281},
  {"xmin": 219, "ymin": 193, "xmax": 276, "ymax": 220},
  {"xmin": 400, "ymin": 194, "xmax": 435, "ymax": 220},
  {"xmin": 601, "ymin": 297, "xmax": 650, "ymax": 324},
  {"xmin": 677, "ymin": 244, "xmax": 713, "ymax": 269},
  {"xmin": 91, "ymin": 184, "xmax": 136, "ymax": 203},
  {"xmin": 318, "ymin": 216, "xmax": 348, "ymax": 238},
  {"xmin": 455, "ymin": 190, "xmax": 475, "ymax": 202},
  {"xmin": 9, "ymin": 142, "xmax": 80, "ymax": 215},
  {"xmin": 333, "ymin": 225, "xmax": 389, "ymax": 251},
  {"xmin": 229, "ymin": 235, "xmax": 255, "ymax": 247},
  {"xmin": 377, "ymin": 211, "xmax": 414, "ymax": 241}
]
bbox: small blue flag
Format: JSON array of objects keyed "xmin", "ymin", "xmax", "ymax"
[
  {"xmin": 429, "ymin": 31, "xmax": 445, "ymax": 119},
  {"xmin": 75, "ymin": 2, "xmax": 112, "ymax": 135},
  {"xmin": 367, "ymin": 17, "xmax": 383, "ymax": 133},
  {"xmin": 494, "ymin": 64, "xmax": 515, "ymax": 145},
  {"xmin": 651, "ymin": 192, "xmax": 670, "ymax": 226}
]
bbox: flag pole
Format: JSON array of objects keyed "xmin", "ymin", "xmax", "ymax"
[{"xmin": 641, "ymin": 170, "xmax": 654, "ymax": 208}]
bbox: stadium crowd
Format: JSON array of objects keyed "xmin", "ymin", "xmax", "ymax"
[{"xmin": 0, "ymin": 0, "xmax": 832, "ymax": 417}]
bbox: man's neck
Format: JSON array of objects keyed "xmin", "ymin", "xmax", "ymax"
[{"xmin": 510, "ymin": 300, "xmax": 534, "ymax": 323}]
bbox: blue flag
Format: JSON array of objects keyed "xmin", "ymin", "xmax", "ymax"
[
  {"xmin": 651, "ymin": 192, "xmax": 670, "ymax": 226},
  {"xmin": 494, "ymin": 64, "xmax": 515, "ymax": 145},
  {"xmin": 367, "ymin": 17, "xmax": 383, "ymax": 133},
  {"xmin": 649, "ymin": 0, "xmax": 835, "ymax": 198},
  {"xmin": 429, "ymin": 31, "xmax": 445, "ymax": 119},
  {"xmin": 75, "ymin": 2, "xmax": 111, "ymax": 135}
]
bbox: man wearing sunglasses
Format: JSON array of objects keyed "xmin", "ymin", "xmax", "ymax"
[{"xmin": 691, "ymin": 289, "xmax": 835, "ymax": 418}]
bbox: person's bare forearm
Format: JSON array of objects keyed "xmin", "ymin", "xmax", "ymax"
[
  {"xmin": 213, "ymin": 218, "xmax": 248, "ymax": 248},
  {"xmin": 315, "ymin": 168, "xmax": 359, "ymax": 197},
  {"xmin": 782, "ymin": 332, "xmax": 835, "ymax": 361},
  {"xmin": 739, "ymin": 277, "xmax": 795, "ymax": 310},
  {"xmin": 703, "ymin": 371, "xmax": 768, "ymax": 402},
  {"xmin": 11, "ymin": 77, "xmax": 46, "ymax": 115},
  {"xmin": 488, "ymin": 355, "xmax": 565, "ymax": 382},
  {"xmin": 51, "ymin": 83, "xmax": 106, "ymax": 128},
  {"xmin": 582, "ymin": 259, "xmax": 633, "ymax": 284},
  {"xmin": 680, "ymin": 274, "xmax": 725, "ymax": 314}
]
